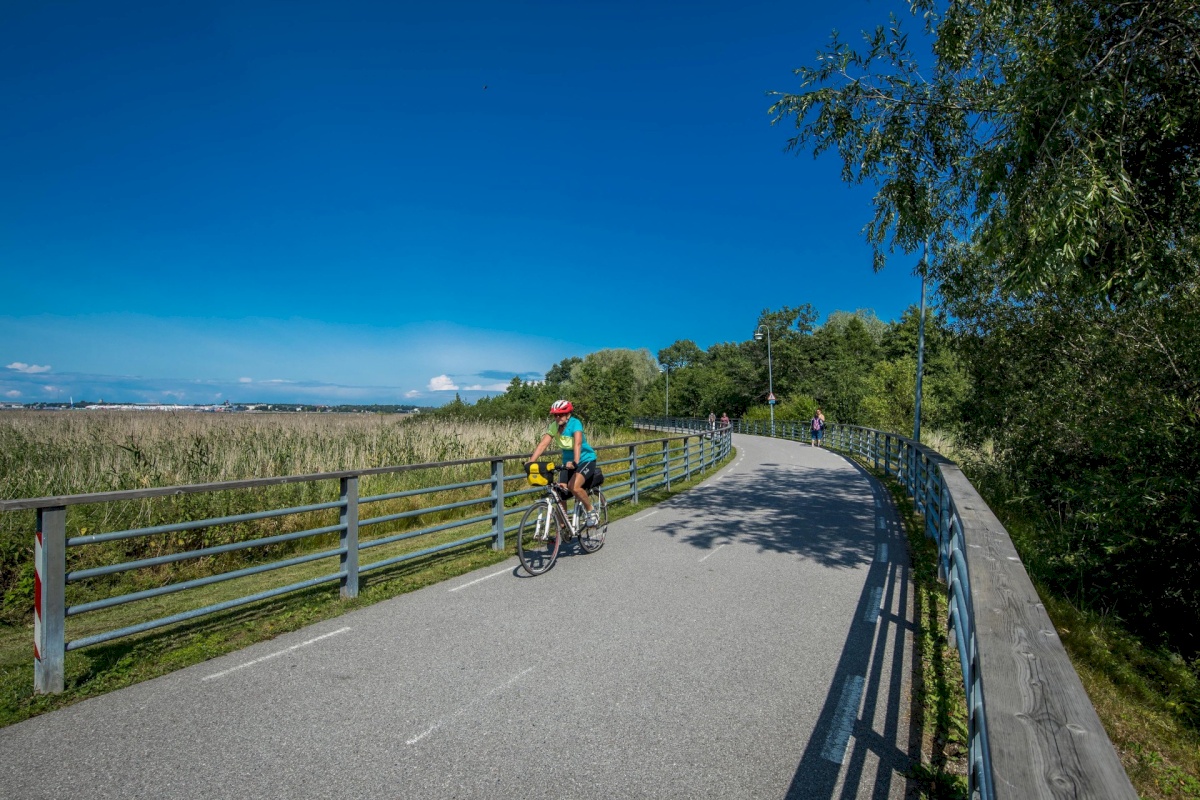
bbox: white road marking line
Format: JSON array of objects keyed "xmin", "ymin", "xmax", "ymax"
[
  {"xmin": 632, "ymin": 509, "xmax": 661, "ymax": 522},
  {"xmin": 449, "ymin": 567, "xmax": 511, "ymax": 592},
  {"xmin": 863, "ymin": 587, "xmax": 885, "ymax": 624},
  {"xmin": 407, "ymin": 667, "xmax": 535, "ymax": 745},
  {"xmin": 876, "ymin": 544, "xmax": 889, "ymax": 563},
  {"xmin": 877, "ymin": 517, "xmax": 886, "ymax": 530},
  {"xmin": 822, "ymin": 674, "xmax": 865, "ymax": 763},
  {"xmin": 698, "ymin": 544, "xmax": 727, "ymax": 563},
  {"xmin": 202, "ymin": 627, "xmax": 352, "ymax": 681}
]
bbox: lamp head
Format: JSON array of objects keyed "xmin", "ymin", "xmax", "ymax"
[{"xmin": 754, "ymin": 330, "xmax": 764, "ymax": 341}]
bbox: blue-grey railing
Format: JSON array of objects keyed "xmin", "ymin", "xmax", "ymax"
[
  {"xmin": 703, "ymin": 416, "xmax": 1135, "ymax": 800},
  {"xmin": 4, "ymin": 427, "xmax": 732, "ymax": 694}
]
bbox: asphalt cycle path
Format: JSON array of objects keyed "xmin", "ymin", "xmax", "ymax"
[{"xmin": 0, "ymin": 433, "xmax": 916, "ymax": 799}]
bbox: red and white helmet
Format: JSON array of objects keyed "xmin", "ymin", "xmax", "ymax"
[{"xmin": 550, "ymin": 399, "xmax": 573, "ymax": 415}]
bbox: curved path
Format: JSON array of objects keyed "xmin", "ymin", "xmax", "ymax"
[{"xmin": 0, "ymin": 433, "xmax": 916, "ymax": 799}]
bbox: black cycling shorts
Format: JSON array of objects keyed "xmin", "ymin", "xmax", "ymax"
[{"xmin": 557, "ymin": 459, "xmax": 604, "ymax": 490}]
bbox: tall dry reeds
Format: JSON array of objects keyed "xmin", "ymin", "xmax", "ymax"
[
  {"xmin": 0, "ymin": 411, "xmax": 554, "ymax": 499},
  {"xmin": 0, "ymin": 410, "xmax": 630, "ymax": 619}
]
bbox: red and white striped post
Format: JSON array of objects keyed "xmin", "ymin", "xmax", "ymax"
[{"xmin": 34, "ymin": 506, "xmax": 67, "ymax": 694}]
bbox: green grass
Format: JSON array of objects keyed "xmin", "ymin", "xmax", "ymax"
[{"xmin": 0, "ymin": 447, "xmax": 735, "ymax": 727}]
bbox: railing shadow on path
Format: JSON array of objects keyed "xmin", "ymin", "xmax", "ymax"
[
  {"xmin": 782, "ymin": 456, "xmax": 919, "ymax": 800},
  {"xmin": 638, "ymin": 441, "xmax": 921, "ymax": 799}
]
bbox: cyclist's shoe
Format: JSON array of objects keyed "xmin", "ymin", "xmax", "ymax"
[{"xmin": 585, "ymin": 510, "xmax": 600, "ymax": 527}]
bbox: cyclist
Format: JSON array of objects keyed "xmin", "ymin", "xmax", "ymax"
[{"xmin": 527, "ymin": 399, "xmax": 602, "ymax": 526}]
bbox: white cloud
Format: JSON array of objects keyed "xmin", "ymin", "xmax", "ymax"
[
  {"xmin": 428, "ymin": 375, "xmax": 458, "ymax": 391},
  {"xmin": 405, "ymin": 389, "xmax": 421, "ymax": 398},
  {"xmin": 6, "ymin": 362, "xmax": 51, "ymax": 374},
  {"xmin": 238, "ymin": 377, "xmax": 253, "ymax": 383},
  {"xmin": 4, "ymin": 390, "xmax": 20, "ymax": 398},
  {"xmin": 462, "ymin": 383, "xmax": 510, "ymax": 392}
]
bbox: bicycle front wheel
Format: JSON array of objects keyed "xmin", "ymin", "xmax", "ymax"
[
  {"xmin": 517, "ymin": 500, "xmax": 561, "ymax": 575},
  {"xmin": 578, "ymin": 489, "xmax": 608, "ymax": 553}
]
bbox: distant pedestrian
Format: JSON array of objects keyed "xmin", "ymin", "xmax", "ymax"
[
  {"xmin": 720, "ymin": 412, "xmax": 730, "ymax": 428},
  {"xmin": 811, "ymin": 408, "xmax": 825, "ymax": 447}
]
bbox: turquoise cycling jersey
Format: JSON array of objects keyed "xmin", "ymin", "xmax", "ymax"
[{"xmin": 548, "ymin": 416, "xmax": 596, "ymax": 464}]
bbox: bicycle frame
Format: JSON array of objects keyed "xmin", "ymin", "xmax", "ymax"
[{"xmin": 545, "ymin": 483, "xmax": 584, "ymax": 538}]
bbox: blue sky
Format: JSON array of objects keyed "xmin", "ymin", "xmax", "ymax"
[{"xmin": 1, "ymin": 0, "xmax": 926, "ymax": 406}]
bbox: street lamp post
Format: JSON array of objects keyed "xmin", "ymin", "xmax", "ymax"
[
  {"xmin": 913, "ymin": 240, "xmax": 928, "ymax": 443},
  {"xmin": 754, "ymin": 326, "xmax": 775, "ymax": 436},
  {"xmin": 660, "ymin": 364, "xmax": 670, "ymax": 419}
]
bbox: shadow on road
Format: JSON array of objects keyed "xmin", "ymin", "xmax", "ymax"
[
  {"xmin": 644, "ymin": 456, "xmax": 878, "ymax": 569},
  {"xmin": 646, "ymin": 445, "xmax": 921, "ymax": 798}
]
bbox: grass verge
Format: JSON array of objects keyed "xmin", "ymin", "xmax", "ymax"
[
  {"xmin": 1045, "ymin": 593, "xmax": 1200, "ymax": 800},
  {"xmin": 0, "ymin": 448, "xmax": 736, "ymax": 728}
]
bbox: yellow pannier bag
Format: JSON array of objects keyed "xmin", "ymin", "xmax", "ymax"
[{"xmin": 526, "ymin": 462, "xmax": 556, "ymax": 486}]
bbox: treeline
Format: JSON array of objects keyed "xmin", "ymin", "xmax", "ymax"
[{"xmin": 434, "ymin": 303, "xmax": 968, "ymax": 435}]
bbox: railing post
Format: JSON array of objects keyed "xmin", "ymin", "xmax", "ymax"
[
  {"xmin": 685, "ymin": 435, "xmax": 692, "ymax": 479},
  {"xmin": 662, "ymin": 440, "xmax": 671, "ymax": 490},
  {"xmin": 491, "ymin": 459, "xmax": 506, "ymax": 550},
  {"xmin": 339, "ymin": 476, "xmax": 359, "ymax": 599},
  {"xmin": 34, "ymin": 506, "xmax": 66, "ymax": 694},
  {"xmin": 629, "ymin": 444, "xmax": 639, "ymax": 504}
]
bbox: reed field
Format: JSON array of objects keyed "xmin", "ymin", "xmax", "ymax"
[{"xmin": 0, "ymin": 409, "xmax": 640, "ymax": 623}]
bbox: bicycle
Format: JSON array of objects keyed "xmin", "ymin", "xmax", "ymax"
[{"xmin": 517, "ymin": 462, "xmax": 608, "ymax": 575}]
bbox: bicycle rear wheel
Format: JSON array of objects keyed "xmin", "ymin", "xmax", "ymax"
[
  {"xmin": 517, "ymin": 500, "xmax": 561, "ymax": 575},
  {"xmin": 578, "ymin": 489, "xmax": 607, "ymax": 553}
]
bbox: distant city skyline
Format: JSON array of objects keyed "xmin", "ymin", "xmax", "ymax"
[{"xmin": 2, "ymin": 1, "xmax": 930, "ymax": 405}]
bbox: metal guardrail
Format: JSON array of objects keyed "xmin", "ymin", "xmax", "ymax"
[
  {"xmin": 689, "ymin": 415, "xmax": 1136, "ymax": 800},
  {"xmin": 4, "ymin": 427, "xmax": 732, "ymax": 694}
]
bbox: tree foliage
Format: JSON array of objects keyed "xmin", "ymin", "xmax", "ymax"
[
  {"xmin": 772, "ymin": 0, "xmax": 1200, "ymax": 654},
  {"xmin": 770, "ymin": 0, "xmax": 1200, "ymax": 304}
]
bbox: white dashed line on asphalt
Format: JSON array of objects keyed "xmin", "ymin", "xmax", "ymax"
[
  {"xmin": 822, "ymin": 674, "xmax": 865, "ymax": 763},
  {"xmin": 202, "ymin": 627, "xmax": 352, "ymax": 681},
  {"xmin": 449, "ymin": 567, "xmax": 511, "ymax": 592},
  {"xmin": 698, "ymin": 544, "xmax": 727, "ymax": 563},
  {"xmin": 632, "ymin": 509, "xmax": 661, "ymax": 523},
  {"xmin": 863, "ymin": 587, "xmax": 885, "ymax": 624},
  {"xmin": 876, "ymin": 544, "xmax": 889, "ymax": 563},
  {"xmin": 407, "ymin": 667, "xmax": 535, "ymax": 745}
]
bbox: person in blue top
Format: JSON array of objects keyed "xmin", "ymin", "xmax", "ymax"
[{"xmin": 527, "ymin": 399, "xmax": 602, "ymax": 526}]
